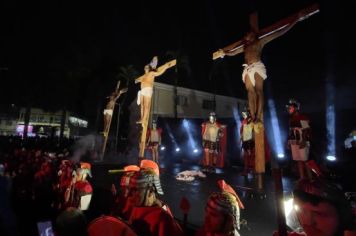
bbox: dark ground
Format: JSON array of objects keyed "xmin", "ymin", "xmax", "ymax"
[{"xmin": 91, "ymin": 152, "xmax": 298, "ymax": 236}]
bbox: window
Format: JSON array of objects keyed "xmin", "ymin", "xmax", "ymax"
[
  {"xmin": 202, "ymin": 100, "xmax": 216, "ymax": 110},
  {"xmin": 38, "ymin": 115, "xmax": 44, "ymax": 122},
  {"xmin": 177, "ymin": 95, "xmax": 188, "ymax": 107}
]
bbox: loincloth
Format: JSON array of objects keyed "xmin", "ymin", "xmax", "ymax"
[
  {"xmin": 137, "ymin": 87, "xmax": 153, "ymax": 105},
  {"xmin": 242, "ymin": 61, "xmax": 267, "ymax": 87},
  {"xmin": 103, "ymin": 109, "xmax": 113, "ymax": 116}
]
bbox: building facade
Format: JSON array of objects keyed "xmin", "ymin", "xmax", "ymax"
[
  {"xmin": 131, "ymin": 82, "xmax": 247, "ymax": 120},
  {"xmin": 0, "ymin": 107, "xmax": 88, "ymax": 138}
]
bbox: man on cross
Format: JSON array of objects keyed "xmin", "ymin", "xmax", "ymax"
[
  {"xmin": 103, "ymin": 82, "xmax": 127, "ymax": 137},
  {"xmin": 135, "ymin": 56, "xmax": 176, "ymax": 125},
  {"xmin": 214, "ymin": 11, "xmax": 305, "ymax": 122}
]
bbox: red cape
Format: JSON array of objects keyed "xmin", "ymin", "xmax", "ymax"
[
  {"xmin": 129, "ymin": 206, "xmax": 184, "ymax": 236},
  {"xmin": 201, "ymin": 121, "xmax": 227, "ymax": 168}
]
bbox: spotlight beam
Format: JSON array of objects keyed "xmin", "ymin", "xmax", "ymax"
[{"xmin": 267, "ymin": 99, "xmax": 285, "ymax": 158}]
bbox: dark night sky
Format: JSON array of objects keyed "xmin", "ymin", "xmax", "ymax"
[{"xmin": 1, "ymin": 1, "xmax": 356, "ymax": 128}]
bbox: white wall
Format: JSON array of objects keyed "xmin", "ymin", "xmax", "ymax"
[{"xmin": 149, "ymin": 82, "xmax": 247, "ymax": 119}]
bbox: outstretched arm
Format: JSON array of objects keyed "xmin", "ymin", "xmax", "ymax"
[
  {"xmin": 153, "ymin": 59, "xmax": 177, "ymax": 77},
  {"xmin": 259, "ymin": 13, "xmax": 300, "ymax": 46},
  {"xmin": 114, "ymin": 87, "xmax": 128, "ymax": 100},
  {"xmin": 134, "ymin": 75, "xmax": 144, "ymax": 84},
  {"xmin": 213, "ymin": 39, "xmax": 244, "ymax": 59}
]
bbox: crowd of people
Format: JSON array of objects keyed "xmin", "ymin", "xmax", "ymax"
[{"xmin": 1, "ymin": 135, "xmax": 355, "ymax": 236}]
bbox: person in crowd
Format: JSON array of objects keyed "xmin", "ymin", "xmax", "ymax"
[
  {"xmin": 127, "ymin": 168, "xmax": 183, "ymax": 236},
  {"xmin": 286, "ymin": 99, "xmax": 312, "ymax": 179},
  {"xmin": 201, "ymin": 112, "xmax": 225, "ymax": 173},
  {"xmin": 55, "ymin": 207, "xmax": 88, "ymax": 236},
  {"xmin": 196, "ymin": 180, "xmax": 244, "ymax": 236}
]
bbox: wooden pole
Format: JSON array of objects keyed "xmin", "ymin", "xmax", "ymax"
[
  {"xmin": 138, "ymin": 99, "xmax": 152, "ymax": 159},
  {"xmin": 101, "ymin": 114, "xmax": 113, "ymax": 158},
  {"xmin": 101, "ymin": 81, "xmax": 121, "ymax": 159}
]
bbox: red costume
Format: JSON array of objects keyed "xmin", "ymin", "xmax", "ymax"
[
  {"xmin": 146, "ymin": 128, "xmax": 162, "ymax": 147},
  {"xmin": 129, "ymin": 206, "xmax": 183, "ymax": 236},
  {"xmin": 240, "ymin": 115, "xmax": 255, "ymax": 173},
  {"xmin": 239, "ymin": 116, "xmax": 270, "ymax": 174},
  {"xmin": 196, "ymin": 180, "xmax": 244, "ymax": 236},
  {"xmin": 201, "ymin": 114, "xmax": 227, "ymax": 168},
  {"xmin": 88, "ymin": 215, "xmax": 137, "ymax": 236},
  {"xmin": 71, "ymin": 162, "xmax": 93, "ymax": 210},
  {"xmin": 288, "ymin": 112, "xmax": 311, "ymax": 161}
]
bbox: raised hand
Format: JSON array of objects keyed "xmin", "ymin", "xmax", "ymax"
[
  {"xmin": 212, "ymin": 49, "xmax": 225, "ymax": 60},
  {"xmin": 119, "ymin": 87, "xmax": 128, "ymax": 94}
]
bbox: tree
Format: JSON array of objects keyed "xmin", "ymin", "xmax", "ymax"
[{"xmin": 113, "ymin": 65, "xmax": 139, "ymax": 150}]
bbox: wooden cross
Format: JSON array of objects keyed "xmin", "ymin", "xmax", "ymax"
[
  {"xmin": 101, "ymin": 80, "xmax": 128, "ymax": 158},
  {"xmin": 212, "ymin": 3, "xmax": 319, "ymax": 60},
  {"xmin": 136, "ymin": 58, "xmax": 177, "ymax": 159}
]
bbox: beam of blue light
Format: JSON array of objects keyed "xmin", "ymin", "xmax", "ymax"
[
  {"xmin": 182, "ymin": 119, "xmax": 198, "ymax": 151},
  {"xmin": 232, "ymin": 107, "xmax": 241, "ymax": 149},
  {"xmin": 267, "ymin": 99, "xmax": 285, "ymax": 158},
  {"xmin": 326, "ymin": 81, "xmax": 336, "ymax": 159},
  {"xmin": 164, "ymin": 122, "xmax": 178, "ymax": 149}
]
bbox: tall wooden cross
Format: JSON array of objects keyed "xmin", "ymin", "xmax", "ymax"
[
  {"xmin": 135, "ymin": 58, "xmax": 176, "ymax": 159},
  {"xmin": 101, "ymin": 80, "xmax": 128, "ymax": 158},
  {"xmin": 211, "ymin": 4, "xmax": 319, "ymax": 234}
]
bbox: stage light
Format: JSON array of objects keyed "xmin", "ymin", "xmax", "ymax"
[
  {"xmin": 267, "ymin": 99, "xmax": 285, "ymax": 158},
  {"xmin": 277, "ymin": 153, "xmax": 285, "ymax": 158},
  {"xmin": 326, "ymin": 80, "xmax": 336, "ymax": 161},
  {"xmin": 326, "ymin": 155, "xmax": 336, "ymax": 161},
  {"xmin": 193, "ymin": 149, "xmax": 198, "ymax": 153},
  {"xmin": 175, "ymin": 147, "xmax": 180, "ymax": 152},
  {"xmin": 160, "ymin": 146, "xmax": 165, "ymax": 151}
]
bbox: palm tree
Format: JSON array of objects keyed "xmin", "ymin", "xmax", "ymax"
[
  {"xmin": 165, "ymin": 50, "xmax": 191, "ymax": 119},
  {"xmin": 115, "ymin": 65, "xmax": 139, "ymax": 103},
  {"xmin": 113, "ymin": 65, "xmax": 139, "ymax": 149}
]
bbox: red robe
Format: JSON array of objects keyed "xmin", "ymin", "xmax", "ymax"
[
  {"xmin": 129, "ymin": 206, "xmax": 184, "ymax": 236},
  {"xmin": 239, "ymin": 120, "xmax": 271, "ymax": 167},
  {"xmin": 289, "ymin": 113, "xmax": 311, "ymax": 142},
  {"xmin": 73, "ymin": 180, "xmax": 93, "ymax": 208},
  {"xmin": 146, "ymin": 128, "xmax": 163, "ymax": 146},
  {"xmin": 201, "ymin": 121, "xmax": 227, "ymax": 168}
]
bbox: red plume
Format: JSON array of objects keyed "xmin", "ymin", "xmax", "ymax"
[
  {"xmin": 123, "ymin": 165, "xmax": 140, "ymax": 172},
  {"xmin": 140, "ymin": 160, "xmax": 159, "ymax": 176},
  {"xmin": 217, "ymin": 179, "xmax": 244, "ymax": 209}
]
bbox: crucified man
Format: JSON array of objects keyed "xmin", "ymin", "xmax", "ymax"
[
  {"xmin": 213, "ymin": 6, "xmax": 318, "ymax": 122},
  {"xmin": 103, "ymin": 81, "xmax": 128, "ymax": 137},
  {"xmin": 135, "ymin": 56, "xmax": 176, "ymax": 125}
]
